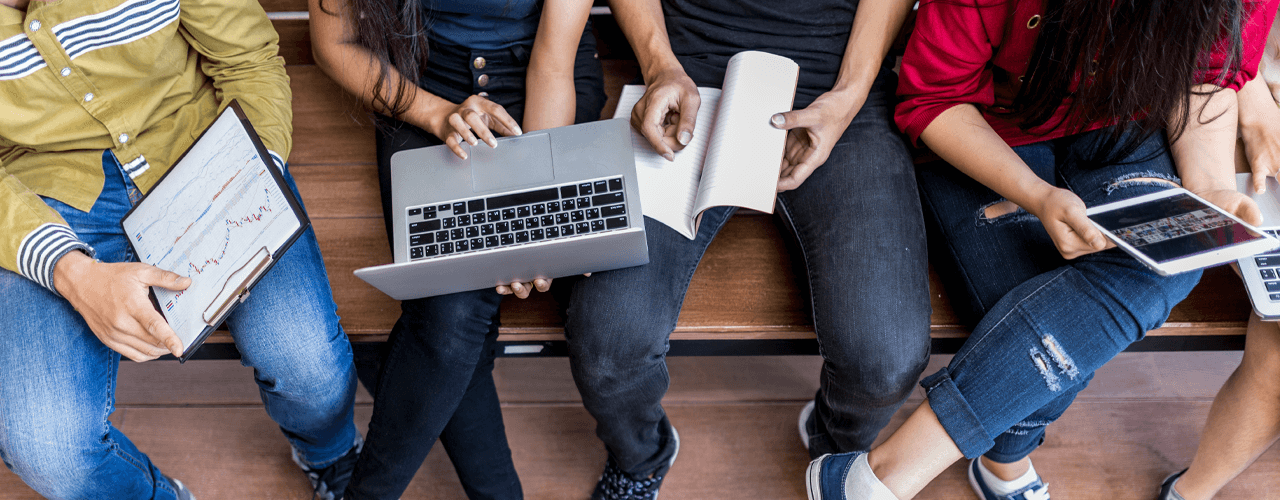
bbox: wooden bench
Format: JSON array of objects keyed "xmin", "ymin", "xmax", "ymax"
[{"xmin": 188, "ymin": 2, "xmax": 1255, "ymax": 359}]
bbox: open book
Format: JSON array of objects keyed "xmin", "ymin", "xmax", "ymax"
[{"xmin": 613, "ymin": 51, "xmax": 800, "ymax": 239}]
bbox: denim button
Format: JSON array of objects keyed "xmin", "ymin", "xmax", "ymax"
[
  {"xmin": 477, "ymin": 74, "xmax": 489, "ymax": 87},
  {"xmin": 478, "ymin": 92, "xmax": 489, "ymax": 97},
  {"xmin": 60, "ymin": 67, "xmax": 71, "ymax": 77},
  {"xmin": 28, "ymin": 20, "xmax": 40, "ymax": 31},
  {"xmin": 473, "ymin": 56, "xmax": 486, "ymax": 69}
]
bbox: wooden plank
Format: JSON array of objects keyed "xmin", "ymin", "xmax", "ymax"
[
  {"xmin": 288, "ymin": 66, "xmax": 377, "ymax": 166},
  {"xmin": 274, "ymin": 19, "xmax": 312, "ymax": 66},
  {"xmin": 261, "ymin": 0, "xmax": 305, "ymax": 12}
]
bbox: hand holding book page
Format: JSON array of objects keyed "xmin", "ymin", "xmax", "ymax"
[{"xmin": 613, "ymin": 51, "xmax": 800, "ymax": 239}]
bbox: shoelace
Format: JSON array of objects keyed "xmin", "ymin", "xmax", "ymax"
[{"xmin": 597, "ymin": 461, "xmax": 663, "ymax": 500}]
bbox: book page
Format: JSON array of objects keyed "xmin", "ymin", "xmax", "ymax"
[
  {"xmin": 121, "ymin": 108, "xmax": 301, "ymax": 352},
  {"xmin": 693, "ymin": 51, "xmax": 799, "ymax": 216},
  {"xmin": 613, "ymin": 84, "xmax": 722, "ymax": 239}
]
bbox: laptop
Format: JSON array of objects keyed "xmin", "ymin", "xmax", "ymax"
[
  {"xmin": 354, "ymin": 118, "xmax": 649, "ymax": 300},
  {"xmin": 1236, "ymin": 173, "xmax": 1280, "ymax": 319}
]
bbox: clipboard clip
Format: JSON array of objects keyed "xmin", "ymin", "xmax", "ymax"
[{"xmin": 202, "ymin": 246, "xmax": 273, "ymax": 327}]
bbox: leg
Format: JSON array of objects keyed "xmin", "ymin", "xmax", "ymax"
[
  {"xmin": 777, "ymin": 67, "xmax": 931, "ymax": 456},
  {"xmin": 564, "ymin": 207, "xmax": 736, "ymax": 478},
  {"xmin": 439, "ymin": 331, "xmax": 523, "ymax": 500},
  {"xmin": 1174, "ymin": 315, "xmax": 1280, "ymax": 500}
]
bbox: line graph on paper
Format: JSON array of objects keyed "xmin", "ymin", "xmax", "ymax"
[{"xmin": 122, "ymin": 108, "xmax": 300, "ymax": 350}]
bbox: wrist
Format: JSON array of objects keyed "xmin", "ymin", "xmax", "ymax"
[
  {"xmin": 52, "ymin": 249, "xmax": 93, "ymax": 299},
  {"xmin": 642, "ymin": 58, "xmax": 688, "ymax": 86}
]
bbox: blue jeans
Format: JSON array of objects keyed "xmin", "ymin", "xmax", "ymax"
[
  {"xmin": 345, "ymin": 26, "xmax": 605, "ymax": 500},
  {"xmin": 0, "ymin": 152, "xmax": 358, "ymax": 499},
  {"xmin": 915, "ymin": 128, "xmax": 1202, "ymax": 461},
  {"xmin": 564, "ymin": 66, "xmax": 933, "ymax": 477}
]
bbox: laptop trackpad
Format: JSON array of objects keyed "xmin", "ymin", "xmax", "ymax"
[{"xmin": 471, "ymin": 133, "xmax": 555, "ymax": 192}]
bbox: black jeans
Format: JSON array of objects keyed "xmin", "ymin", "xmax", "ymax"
[{"xmin": 344, "ymin": 24, "xmax": 605, "ymax": 500}]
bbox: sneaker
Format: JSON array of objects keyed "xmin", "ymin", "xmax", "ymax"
[
  {"xmin": 163, "ymin": 475, "xmax": 196, "ymax": 500},
  {"xmin": 968, "ymin": 458, "xmax": 1051, "ymax": 500},
  {"xmin": 805, "ymin": 451, "xmax": 864, "ymax": 500},
  {"xmin": 591, "ymin": 427, "xmax": 680, "ymax": 500},
  {"xmin": 1157, "ymin": 470, "xmax": 1188, "ymax": 500},
  {"xmin": 292, "ymin": 437, "xmax": 363, "ymax": 500},
  {"xmin": 799, "ymin": 400, "xmax": 816, "ymax": 451}
]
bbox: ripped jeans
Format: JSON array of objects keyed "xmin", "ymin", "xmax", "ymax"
[{"xmin": 915, "ymin": 127, "xmax": 1202, "ymax": 461}]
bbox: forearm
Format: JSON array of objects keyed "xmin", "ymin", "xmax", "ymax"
[
  {"xmin": 610, "ymin": 0, "xmax": 684, "ymax": 81},
  {"xmin": 1239, "ymin": 73, "xmax": 1280, "ymax": 134},
  {"xmin": 919, "ymin": 104, "xmax": 1053, "ymax": 208},
  {"xmin": 1173, "ymin": 85, "xmax": 1240, "ymax": 193},
  {"xmin": 828, "ymin": 0, "xmax": 916, "ymax": 102},
  {"xmin": 524, "ymin": 0, "xmax": 592, "ymax": 131}
]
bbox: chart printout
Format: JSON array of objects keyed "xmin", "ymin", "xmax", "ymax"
[{"xmin": 122, "ymin": 108, "xmax": 300, "ymax": 351}]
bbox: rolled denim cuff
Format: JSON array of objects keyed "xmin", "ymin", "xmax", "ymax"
[
  {"xmin": 920, "ymin": 367, "xmax": 994, "ymax": 459},
  {"xmin": 982, "ymin": 438, "xmax": 1043, "ymax": 464}
]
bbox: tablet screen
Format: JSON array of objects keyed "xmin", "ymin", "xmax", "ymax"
[{"xmin": 1090, "ymin": 192, "xmax": 1266, "ymax": 263}]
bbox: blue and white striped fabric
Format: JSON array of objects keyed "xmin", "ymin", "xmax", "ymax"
[
  {"xmin": 18, "ymin": 223, "xmax": 95, "ymax": 295},
  {"xmin": 0, "ymin": 33, "xmax": 46, "ymax": 81},
  {"xmin": 53, "ymin": 0, "xmax": 180, "ymax": 60}
]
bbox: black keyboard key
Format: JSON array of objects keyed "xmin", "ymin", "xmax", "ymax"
[
  {"xmin": 577, "ymin": 197, "xmax": 590, "ymax": 208},
  {"xmin": 1267, "ymin": 281, "xmax": 1280, "ymax": 292},
  {"xmin": 438, "ymin": 204, "xmax": 450, "ymax": 211},
  {"xmin": 471, "ymin": 238, "xmax": 484, "ymax": 249},
  {"xmin": 485, "ymin": 236, "xmax": 500, "ymax": 248},
  {"xmin": 468, "ymin": 199, "xmax": 485, "ymax": 213},
  {"xmin": 515, "ymin": 231, "xmax": 530, "ymax": 243},
  {"xmin": 593, "ymin": 192, "xmax": 624, "ymax": 207},
  {"xmin": 1271, "ymin": 293, "xmax": 1280, "ymax": 301},
  {"xmin": 502, "ymin": 208, "xmax": 516, "ymax": 220},
  {"xmin": 487, "ymin": 187, "xmax": 560, "ymax": 209},
  {"xmin": 1258, "ymin": 256, "xmax": 1280, "ymax": 267},
  {"xmin": 425, "ymin": 206, "xmax": 436, "ymax": 217},
  {"xmin": 466, "ymin": 227, "xmax": 479, "ymax": 238},
  {"xmin": 575, "ymin": 222, "xmax": 590, "ymax": 234},
  {"xmin": 587, "ymin": 208, "xmax": 601, "ymax": 219},
  {"xmin": 556, "ymin": 213, "xmax": 570, "ymax": 225},
  {"xmin": 590, "ymin": 220, "xmax": 605, "ymax": 232},
  {"xmin": 532, "ymin": 204, "xmax": 546, "ymax": 215},
  {"xmin": 546, "ymin": 226, "xmax": 560, "ymax": 238},
  {"xmin": 548, "ymin": 201, "xmax": 561, "ymax": 213},
  {"xmin": 496, "ymin": 221, "xmax": 510, "ymax": 233},
  {"xmin": 443, "ymin": 217, "xmax": 456, "ymax": 229},
  {"xmin": 531, "ymin": 229, "xmax": 545, "ymax": 241},
  {"xmin": 561, "ymin": 185, "xmax": 578, "ymax": 198},
  {"xmin": 561, "ymin": 224, "xmax": 575, "ymax": 236},
  {"xmin": 500, "ymin": 234, "xmax": 515, "ymax": 245},
  {"xmin": 472, "ymin": 212, "xmax": 486, "ymax": 224},
  {"xmin": 606, "ymin": 216, "xmax": 628, "ymax": 229},
  {"xmin": 408, "ymin": 207, "xmax": 421, "ymax": 216},
  {"xmin": 452, "ymin": 202, "xmax": 466, "ymax": 214},
  {"xmin": 525, "ymin": 217, "xmax": 539, "ymax": 229},
  {"xmin": 608, "ymin": 178, "xmax": 623, "ymax": 191},
  {"xmin": 541, "ymin": 215, "xmax": 555, "ymax": 227},
  {"xmin": 410, "ymin": 246, "xmax": 424, "ymax": 259},
  {"xmin": 410, "ymin": 233, "xmax": 434, "ymax": 246},
  {"xmin": 410, "ymin": 220, "xmax": 441, "ymax": 234},
  {"xmin": 594, "ymin": 180, "xmax": 608, "ymax": 193},
  {"xmin": 511, "ymin": 220, "xmax": 525, "ymax": 231},
  {"xmin": 435, "ymin": 230, "xmax": 450, "ymax": 242},
  {"xmin": 481, "ymin": 224, "xmax": 496, "ymax": 235},
  {"xmin": 450, "ymin": 228, "xmax": 464, "ymax": 240},
  {"xmin": 602, "ymin": 204, "xmax": 626, "ymax": 217},
  {"xmin": 571, "ymin": 210, "xmax": 585, "ymax": 222},
  {"xmin": 458, "ymin": 214, "xmax": 471, "ymax": 225},
  {"xmin": 424, "ymin": 211, "xmax": 437, "ymax": 220},
  {"xmin": 579, "ymin": 182, "xmax": 594, "ymax": 195},
  {"xmin": 424, "ymin": 244, "xmax": 439, "ymax": 257},
  {"xmin": 1263, "ymin": 269, "xmax": 1277, "ymax": 280},
  {"xmin": 456, "ymin": 240, "xmax": 470, "ymax": 252},
  {"xmin": 563, "ymin": 199, "xmax": 576, "ymax": 210},
  {"xmin": 517, "ymin": 206, "xmax": 531, "ymax": 218},
  {"xmin": 488, "ymin": 210, "xmax": 500, "ymax": 221},
  {"xmin": 441, "ymin": 242, "xmax": 455, "ymax": 254}
]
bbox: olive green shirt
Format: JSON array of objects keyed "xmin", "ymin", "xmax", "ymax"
[{"xmin": 0, "ymin": 0, "xmax": 291, "ymax": 293}]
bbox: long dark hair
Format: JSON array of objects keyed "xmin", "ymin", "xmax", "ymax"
[
  {"xmin": 1004, "ymin": 0, "xmax": 1245, "ymax": 161},
  {"xmin": 321, "ymin": 0, "xmax": 433, "ymax": 119}
]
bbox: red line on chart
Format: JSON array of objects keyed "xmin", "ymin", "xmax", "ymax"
[{"xmin": 186, "ymin": 190, "xmax": 274, "ymax": 275}]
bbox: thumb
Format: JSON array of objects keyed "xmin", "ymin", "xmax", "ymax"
[
  {"xmin": 1064, "ymin": 209, "xmax": 1107, "ymax": 250},
  {"xmin": 140, "ymin": 266, "xmax": 192, "ymax": 291},
  {"xmin": 770, "ymin": 109, "xmax": 815, "ymax": 131}
]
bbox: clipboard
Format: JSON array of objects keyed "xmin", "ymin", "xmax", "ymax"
[{"xmin": 121, "ymin": 100, "xmax": 311, "ymax": 362}]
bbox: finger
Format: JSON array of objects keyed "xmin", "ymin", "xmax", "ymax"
[
  {"xmin": 674, "ymin": 92, "xmax": 701, "ymax": 148},
  {"xmin": 449, "ymin": 113, "xmax": 479, "ymax": 146},
  {"xmin": 1235, "ymin": 197, "xmax": 1265, "ymax": 226},
  {"xmin": 137, "ymin": 266, "xmax": 192, "ymax": 291},
  {"xmin": 1062, "ymin": 209, "xmax": 1107, "ymax": 251},
  {"xmin": 533, "ymin": 279, "xmax": 551, "ymax": 293},
  {"xmin": 110, "ymin": 339, "xmax": 160, "ymax": 363},
  {"xmin": 510, "ymin": 281, "xmax": 530, "ymax": 299},
  {"xmin": 496, "ymin": 285, "xmax": 512, "ymax": 295},
  {"xmin": 636, "ymin": 96, "xmax": 676, "ymax": 161},
  {"xmin": 484, "ymin": 102, "xmax": 523, "ymax": 137},
  {"xmin": 463, "ymin": 110, "xmax": 499, "ymax": 148},
  {"xmin": 445, "ymin": 133, "xmax": 469, "ymax": 160},
  {"xmin": 107, "ymin": 324, "xmax": 168, "ymax": 360},
  {"xmin": 129, "ymin": 303, "xmax": 184, "ymax": 357}
]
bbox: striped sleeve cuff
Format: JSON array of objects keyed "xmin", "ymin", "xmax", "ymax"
[
  {"xmin": 18, "ymin": 223, "xmax": 95, "ymax": 296},
  {"xmin": 267, "ymin": 150, "xmax": 285, "ymax": 170}
]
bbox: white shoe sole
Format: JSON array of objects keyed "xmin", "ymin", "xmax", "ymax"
[
  {"xmin": 799, "ymin": 400, "xmax": 815, "ymax": 451},
  {"xmin": 806, "ymin": 454, "xmax": 828, "ymax": 500},
  {"xmin": 967, "ymin": 459, "xmax": 985, "ymax": 500}
]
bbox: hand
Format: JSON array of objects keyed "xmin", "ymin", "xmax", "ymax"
[
  {"xmin": 771, "ymin": 91, "xmax": 864, "ymax": 192},
  {"xmin": 1025, "ymin": 186, "xmax": 1113, "ymax": 259},
  {"xmin": 631, "ymin": 68, "xmax": 700, "ymax": 161},
  {"xmin": 495, "ymin": 273, "xmax": 590, "ymax": 299},
  {"xmin": 427, "ymin": 95, "xmax": 523, "ymax": 160},
  {"xmin": 1195, "ymin": 188, "xmax": 1263, "ymax": 226},
  {"xmin": 1241, "ymin": 118, "xmax": 1280, "ymax": 193},
  {"xmin": 53, "ymin": 251, "xmax": 191, "ymax": 362}
]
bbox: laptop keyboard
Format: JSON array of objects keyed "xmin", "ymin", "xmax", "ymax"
[
  {"xmin": 405, "ymin": 176, "xmax": 631, "ymax": 261},
  {"xmin": 1256, "ymin": 229, "xmax": 1280, "ymax": 301}
]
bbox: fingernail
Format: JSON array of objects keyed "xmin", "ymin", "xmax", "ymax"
[
  {"xmin": 488, "ymin": 138, "xmax": 498, "ymax": 148},
  {"xmin": 771, "ymin": 114, "xmax": 785, "ymax": 128},
  {"xmin": 514, "ymin": 126, "xmax": 524, "ymax": 136},
  {"xmin": 663, "ymin": 153, "xmax": 675, "ymax": 162},
  {"xmin": 679, "ymin": 131, "xmax": 691, "ymax": 145},
  {"xmin": 461, "ymin": 151, "xmax": 469, "ymax": 160}
]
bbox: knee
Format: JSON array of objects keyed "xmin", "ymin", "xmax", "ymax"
[
  {"xmin": 821, "ymin": 334, "xmax": 930, "ymax": 406},
  {"xmin": 0, "ymin": 421, "xmax": 106, "ymax": 498},
  {"xmin": 249, "ymin": 336, "xmax": 355, "ymax": 410},
  {"xmin": 565, "ymin": 306, "xmax": 672, "ymax": 394}
]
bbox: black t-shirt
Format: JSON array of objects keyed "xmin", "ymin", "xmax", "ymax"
[{"xmin": 663, "ymin": 0, "xmax": 860, "ymax": 107}]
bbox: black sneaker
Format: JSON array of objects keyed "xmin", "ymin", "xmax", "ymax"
[
  {"xmin": 292, "ymin": 438, "xmax": 363, "ymax": 500},
  {"xmin": 1158, "ymin": 469, "xmax": 1188, "ymax": 500},
  {"xmin": 591, "ymin": 427, "xmax": 679, "ymax": 500}
]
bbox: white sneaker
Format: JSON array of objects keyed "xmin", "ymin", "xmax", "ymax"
[{"xmin": 798, "ymin": 400, "xmax": 816, "ymax": 451}]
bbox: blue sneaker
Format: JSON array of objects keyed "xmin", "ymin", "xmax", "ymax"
[
  {"xmin": 805, "ymin": 451, "xmax": 865, "ymax": 500},
  {"xmin": 968, "ymin": 459, "xmax": 1051, "ymax": 500}
]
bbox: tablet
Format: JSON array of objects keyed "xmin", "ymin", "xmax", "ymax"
[{"xmin": 1086, "ymin": 188, "xmax": 1277, "ymax": 276}]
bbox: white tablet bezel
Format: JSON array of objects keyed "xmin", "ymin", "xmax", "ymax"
[{"xmin": 1085, "ymin": 188, "xmax": 1278, "ymax": 276}]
